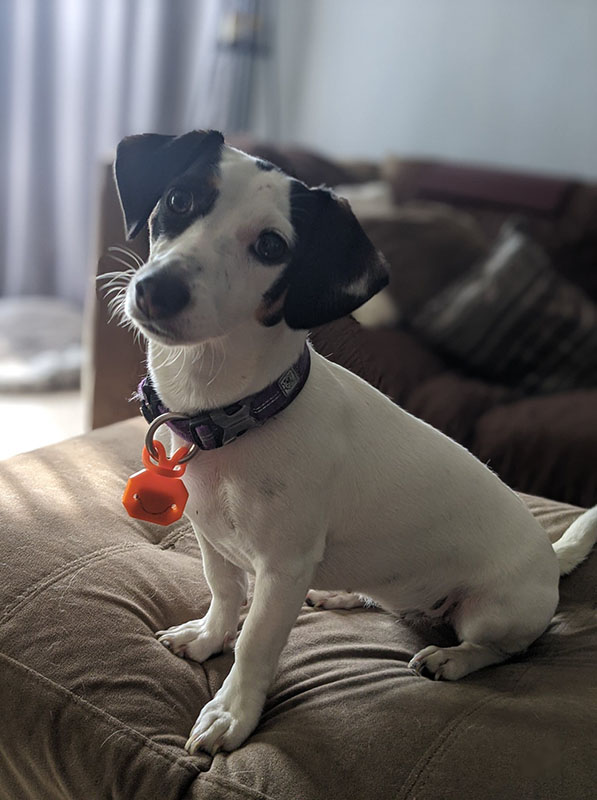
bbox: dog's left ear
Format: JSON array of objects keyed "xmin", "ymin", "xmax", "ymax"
[
  {"xmin": 114, "ymin": 129, "xmax": 224, "ymax": 239},
  {"xmin": 271, "ymin": 184, "xmax": 389, "ymax": 329}
]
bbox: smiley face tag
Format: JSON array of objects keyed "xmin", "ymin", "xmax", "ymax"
[{"xmin": 122, "ymin": 440, "xmax": 190, "ymax": 526}]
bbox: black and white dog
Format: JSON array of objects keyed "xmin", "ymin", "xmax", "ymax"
[{"xmin": 113, "ymin": 130, "xmax": 597, "ymax": 755}]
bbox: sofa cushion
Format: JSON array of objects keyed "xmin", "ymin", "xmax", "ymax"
[
  {"xmin": 310, "ymin": 315, "xmax": 446, "ymax": 406},
  {"xmin": 358, "ymin": 203, "xmax": 488, "ymax": 318},
  {"xmin": 473, "ymin": 390, "xmax": 597, "ymax": 508},
  {"xmin": 406, "ymin": 372, "xmax": 515, "ymax": 448},
  {"xmin": 1, "ymin": 418, "xmax": 596, "ymax": 799},
  {"xmin": 413, "ymin": 224, "xmax": 597, "ymax": 394}
]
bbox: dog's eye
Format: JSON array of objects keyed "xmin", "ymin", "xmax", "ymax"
[
  {"xmin": 166, "ymin": 188, "xmax": 194, "ymax": 215},
  {"xmin": 253, "ymin": 231, "xmax": 289, "ymax": 264}
]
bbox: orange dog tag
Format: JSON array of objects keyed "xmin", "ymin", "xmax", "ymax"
[{"xmin": 122, "ymin": 440, "xmax": 190, "ymax": 526}]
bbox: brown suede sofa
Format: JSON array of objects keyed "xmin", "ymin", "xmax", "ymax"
[
  {"xmin": 88, "ymin": 141, "xmax": 597, "ymax": 508},
  {"xmin": 1, "ymin": 426, "xmax": 596, "ymax": 799},
  {"xmin": 1, "ymin": 146, "xmax": 596, "ymax": 799}
]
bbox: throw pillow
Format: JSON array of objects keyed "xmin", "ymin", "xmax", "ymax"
[
  {"xmin": 358, "ymin": 203, "xmax": 488, "ymax": 319},
  {"xmin": 412, "ymin": 223, "xmax": 597, "ymax": 394}
]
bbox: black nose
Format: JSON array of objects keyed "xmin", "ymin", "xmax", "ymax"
[{"xmin": 135, "ymin": 269, "xmax": 190, "ymax": 319}]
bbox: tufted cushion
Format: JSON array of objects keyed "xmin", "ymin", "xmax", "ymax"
[{"xmin": 1, "ymin": 419, "xmax": 596, "ymax": 799}]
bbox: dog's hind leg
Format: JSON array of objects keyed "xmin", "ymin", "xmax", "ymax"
[
  {"xmin": 409, "ymin": 640, "xmax": 509, "ymax": 680},
  {"xmin": 408, "ymin": 582, "xmax": 559, "ymax": 681},
  {"xmin": 305, "ymin": 589, "xmax": 375, "ymax": 610}
]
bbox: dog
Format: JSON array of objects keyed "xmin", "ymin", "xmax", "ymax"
[{"xmin": 112, "ymin": 129, "xmax": 597, "ymax": 756}]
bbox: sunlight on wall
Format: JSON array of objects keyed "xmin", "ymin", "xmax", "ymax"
[{"xmin": 277, "ymin": 0, "xmax": 597, "ymax": 177}]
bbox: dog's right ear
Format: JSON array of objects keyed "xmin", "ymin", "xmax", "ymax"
[{"xmin": 114, "ymin": 130, "xmax": 224, "ymax": 239}]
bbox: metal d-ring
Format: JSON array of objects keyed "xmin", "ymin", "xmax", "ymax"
[{"xmin": 145, "ymin": 412, "xmax": 199, "ymax": 464}]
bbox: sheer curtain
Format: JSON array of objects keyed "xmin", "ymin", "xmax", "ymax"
[{"xmin": 0, "ymin": 0, "xmax": 274, "ymax": 306}]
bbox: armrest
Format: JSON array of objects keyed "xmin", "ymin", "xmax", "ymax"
[{"xmin": 84, "ymin": 163, "xmax": 148, "ymax": 429}]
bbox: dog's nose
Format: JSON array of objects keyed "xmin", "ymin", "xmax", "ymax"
[{"xmin": 135, "ymin": 270, "xmax": 190, "ymax": 319}]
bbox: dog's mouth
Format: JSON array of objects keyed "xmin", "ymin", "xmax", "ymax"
[
  {"xmin": 141, "ymin": 320, "xmax": 176, "ymax": 339},
  {"xmin": 128, "ymin": 312, "xmax": 179, "ymax": 343},
  {"xmin": 124, "ymin": 296, "xmax": 177, "ymax": 343}
]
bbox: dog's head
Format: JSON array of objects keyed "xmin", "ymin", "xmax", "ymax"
[{"xmin": 114, "ymin": 129, "xmax": 388, "ymax": 345}]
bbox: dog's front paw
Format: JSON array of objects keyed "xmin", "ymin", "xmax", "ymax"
[
  {"xmin": 156, "ymin": 619, "xmax": 234, "ymax": 663},
  {"xmin": 185, "ymin": 688, "xmax": 264, "ymax": 755}
]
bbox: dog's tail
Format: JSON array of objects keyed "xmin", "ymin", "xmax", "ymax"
[{"xmin": 552, "ymin": 505, "xmax": 597, "ymax": 576}]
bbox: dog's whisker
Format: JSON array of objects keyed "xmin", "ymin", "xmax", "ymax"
[
  {"xmin": 206, "ymin": 338, "xmax": 227, "ymax": 387},
  {"xmin": 107, "ymin": 296, "xmax": 125, "ymax": 313},
  {"xmin": 103, "ymin": 288, "xmax": 128, "ymax": 307},
  {"xmin": 116, "ymin": 315, "xmax": 137, "ymax": 333},
  {"xmin": 108, "ymin": 303, "xmax": 126, "ymax": 325},
  {"xmin": 208, "ymin": 340, "xmax": 217, "ymax": 382},
  {"xmin": 98, "ymin": 271, "xmax": 135, "ymax": 296},
  {"xmin": 97, "ymin": 272, "xmax": 133, "ymax": 291},
  {"xmin": 105, "ymin": 283, "xmax": 132, "ymax": 327},
  {"xmin": 168, "ymin": 349, "xmax": 185, "ymax": 370},
  {"xmin": 159, "ymin": 350, "xmax": 176, "ymax": 370},
  {"xmin": 102, "ymin": 280, "xmax": 130, "ymax": 293},
  {"xmin": 190, "ymin": 343, "xmax": 206, "ymax": 365},
  {"xmin": 108, "ymin": 244, "xmax": 143, "ymax": 264},
  {"xmin": 97, "ymin": 269, "xmax": 132, "ymax": 281},
  {"xmin": 104, "ymin": 286, "xmax": 128, "ymax": 300},
  {"xmin": 107, "ymin": 290, "xmax": 126, "ymax": 310},
  {"xmin": 104, "ymin": 253, "xmax": 141, "ymax": 273},
  {"xmin": 108, "ymin": 244, "xmax": 145, "ymax": 267},
  {"xmin": 107, "ymin": 295, "xmax": 124, "ymax": 311},
  {"xmin": 152, "ymin": 344, "xmax": 183, "ymax": 372},
  {"xmin": 106, "ymin": 285, "xmax": 125, "ymax": 301},
  {"xmin": 172, "ymin": 348, "xmax": 191, "ymax": 383}
]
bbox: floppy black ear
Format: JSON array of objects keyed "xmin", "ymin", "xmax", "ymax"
[
  {"xmin": 278, "ymin": 184, "xmax": 389, "ymax": 329},
  {"xmin": 113, "ymin": 129, "xmax": 224, "ymax": 239}
]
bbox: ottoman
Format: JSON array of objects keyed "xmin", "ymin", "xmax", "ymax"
[{"xmin": 0, "ymin": 418, "xmax": 595, "ymax": 799}]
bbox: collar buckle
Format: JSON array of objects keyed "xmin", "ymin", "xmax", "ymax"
[{"xmin": 191, "ymin": 402, "xmax": 261, "ymax": 449}]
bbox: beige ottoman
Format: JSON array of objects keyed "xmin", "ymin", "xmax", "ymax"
[{"xmin": 1, "ymin": 419, "xmax": 595, "ymax": 799}]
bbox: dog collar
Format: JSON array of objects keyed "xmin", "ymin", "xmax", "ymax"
[{"xmin": 138, "ymin": 345, "xmax": 311, "ymax": 450}]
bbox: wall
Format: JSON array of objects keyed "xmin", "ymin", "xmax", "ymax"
[{"xmin": 273, "ymin": 0, "xmax": 597, "ymax": 178}]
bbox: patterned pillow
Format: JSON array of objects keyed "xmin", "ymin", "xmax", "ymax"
[{"xmin": 412, "ymin": 224, "xmax": 597, "ymax": 394}]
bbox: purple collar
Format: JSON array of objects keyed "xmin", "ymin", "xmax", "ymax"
[{"xmin": 138, "ymin": 345, "xmax": 311, "ymax": 450}]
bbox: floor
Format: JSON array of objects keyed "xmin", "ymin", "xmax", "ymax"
[{"xmin": 0, "ymin": 390, "xmax": 85, "ymax": 460}]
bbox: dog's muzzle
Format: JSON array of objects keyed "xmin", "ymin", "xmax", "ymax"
[{"xmin": 134, "ymin": 266, "xmax": 190, "ymax": 320}]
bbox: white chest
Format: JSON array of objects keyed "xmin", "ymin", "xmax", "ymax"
[{"xmin": 181, "ymin": 455, "xmax": 271, "ymax": 573}]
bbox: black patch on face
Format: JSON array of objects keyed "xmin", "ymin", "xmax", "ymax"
[
  {"xmin": 257, "ymin": 272, "xmax": 289, "ymax": 327},
  {"xmin": 114, "ymin": 129, "xmax": 224, "ymax": 239},
  {"xmin": 256, "ymin": 159, "xmax": 276, "ymax": 172},
  {"xmin": 151, "ymin": 141, "xmax": 222, "ymax": 240}
]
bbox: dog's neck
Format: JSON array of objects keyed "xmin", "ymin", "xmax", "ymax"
[{"xmin": 147, "ymin": 320, "xmax": 307, "ymax": 415}]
